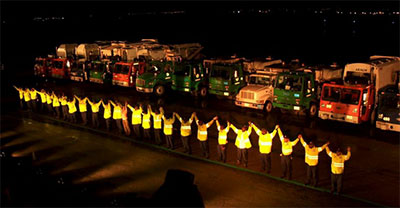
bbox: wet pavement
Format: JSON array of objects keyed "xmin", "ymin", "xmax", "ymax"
[{"xmin": 1, "ymin": 78, "xmax": 399, "ymax": 207}]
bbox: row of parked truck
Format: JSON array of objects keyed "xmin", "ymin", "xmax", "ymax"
[{"xmin": 33, "ymin": 41, "xmax": 400, "ymax": 133}]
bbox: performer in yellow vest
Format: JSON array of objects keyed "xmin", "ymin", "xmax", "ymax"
[
  {"xmin": 110, "ymin": 100, "xmax": 123, "ymax": 134},
  {"xmin": 101, "ymin": 100, "xmax": 112, "ymax": 131},
  {"xmin": 326, "ymin": 146, "xmax": 351, "ymax": 195},
  {"xmin": 230, "ymin": 122, "xmax": 252, "ymax": 167},
  {"xmin": 88, "ymin": 98, "xmax": 102, "ymax": 128},
  {"xmin": 162, "ymin": 111, "xmax": 176, "ymax": 149},
  {"xmin": 175, "ymin": 112, "xmax": 195, "ymax": 154},
  {"xmin": 194, "ymin": 113, "xmax": 217, "ymax": 159},
  {"xmin": 251, "ymin": 123, "xmax": 278, "ymax": 173},
  {"xmin": 215, "ymin": 119, "xmax": 230, "ymax": 163},
  {"xmin": 149, "ymin": 106, "xmax": 164, "ymax": 145},
  {"xmin": 127, "ymin": 104, "xmax": 143, "ymax": 139},
  {"xmin": 142, "ymin": 105, "xmax": 152, "ymax": 140},
  {"xmin": 277, "ymin": 126, "xmax": 299, "ymax": 180}
]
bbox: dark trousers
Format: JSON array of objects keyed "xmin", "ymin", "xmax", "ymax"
[
  {"xmin": 133, "ymin": 124, "xmax": 141, "ymax": 139},
  {"xmin": 154, "ymin": 129, "xmax": 162, "ymax": 144},
  {"xmin": 281, "ymin": 155, "xmax": 293, "ymax": 179},
  {"xmin": 31, "ymin": 100, "xmax": 37, "ymax": 112},
  {"xmin": 331, "ymin": 173, "xmax": 343, "ymax": 194},
  {"xmin": 81, "ymin": 112, "xmax": 87, "ymax": 125},
  {"xmin": 199, "ymin": 140, "xmax": 209, "ymax": 158},
  {"xmin": 237, "ymin": 148, "xmax": 248, "ymax": 166},
  {"xmin": 105, "ymin": 118, "xmax": 112, "ymax": 131},
  {"xmin": 62, "ymin": 106, "xmax": 68, "ymax": 120},
  {"xmin": 69, "ymin": 112, "xmax": 77, "ymax": 123},
  {"xmin": 217, "ymin": 144, "xmax": 227, "ymax": 162},
  {"xmin": 26, "ymin": 101, "xmax": 32, "ymax": 111},
  {"xmin": 20, "ymin": 100, "xmax": 24, "ymax": 109},
  {"xmin": 47, "ymin": 104, "xmax": 54, "ymax": 115},
  {"xmin": 165, "ymin": 135, "xmax": 174, "ymax": 149},
  {"xmin": 54, "ymin": 106, "xmax": 60, "ymax": 118},
  {"xmin": 115, "ymin": 119, "xmax": 123, "ymax": 134},
  {"xmin": 143, "ymin": 129, "xmax": 151, "ymax": 140},
  {"xmin": 261, "ymin": 153, "xmax": 272, "ymax": 173},
  {"xmin": 92, "ymin": 113, "xmax": 99, "ymax": 128},
  {"xmin": 306, "ymin": 165, "xmax": 318, "ymax": 186},
  {"xmin": 181, "ymin": 136, "xmax": 191, "ymax": 154}
]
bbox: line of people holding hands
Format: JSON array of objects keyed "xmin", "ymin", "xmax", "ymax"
[{"xmin": 14, "ymin": 86, "xmax": 351, "ymax": 195}]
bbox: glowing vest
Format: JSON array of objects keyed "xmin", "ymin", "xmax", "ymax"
[
  {"xmin": 142, "ymin": 112, "xmax": 151, "ymax": 129},
  {"xmin": 112, "ymin": 105, "xmax": 122, "ymax": 119}
]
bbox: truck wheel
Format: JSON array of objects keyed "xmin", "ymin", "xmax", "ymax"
[
  {"xmin": 308, "ymin": 103, "xmax": 318, "ymax": 117},
  {"xmin": 264, "ymin": 101, "xmax": 273, "ymax": 113},
  {"xmin": 199, "ymin": 86, "xmax": 208, "ymax": 97},
  {"xmin": 155, "ymin": 85, "xmax": 165, "ymax": 96}
]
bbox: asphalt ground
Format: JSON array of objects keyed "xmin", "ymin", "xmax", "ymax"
[{"xmin": 1, "ymin": 77, "xmax": 399, "ymax": 207}]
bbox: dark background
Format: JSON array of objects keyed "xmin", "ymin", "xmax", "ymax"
[{"xmin": 1, "ymin": 1, "xmax": 399, "ymax": 75}]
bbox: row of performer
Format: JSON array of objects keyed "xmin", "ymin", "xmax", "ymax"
[{"xmin": 14, "ymin": 86, "xmax": 351, "ymax": 194}]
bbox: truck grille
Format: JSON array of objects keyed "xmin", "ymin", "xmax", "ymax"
[
  {"xmin": 136, "ymin": 79, "xmax": 145, "ymax": 86},
  {"xmin": 241, "ymin": 91, "xmax": 254, "ymax": 100}
]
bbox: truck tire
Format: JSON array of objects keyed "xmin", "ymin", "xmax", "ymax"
[
  {"xmin": 155, "ymin": 85, "xmax": 165, "ymax": 96},
  {"xmin": 264, "ymin": 101, "xmax": 273, "ymax": 113},
  {"xmin": 199, "ymin": 86, "xmax": 208, "ymax": 97},
  {"xmin": 308, "ymin": 103, "xmax": 318, "ymax": 117}
]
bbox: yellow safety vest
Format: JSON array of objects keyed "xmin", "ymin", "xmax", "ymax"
[
  {"xmin": 142, "ymin": 112, "xmax": 151, "ymax": 129},
  {"xmin": 231, "ymin": 125, "xmax": 252, "ymax": 149},
  {"xmin": 29, "ymin": 90, "xmax": 37, "ymax": 100},
  {"xmin": 131, "ymin": 108, "xmax": 142, "ymax": 125},
  {"xmin": 151, "ymin": 113, "xmax": 163, "ymax": 129},
  {"xmin": 46, "ymin": 94, "xmax": 52, "ymax": 104},
  {"xmin": 103, "ymin": 103, "xmax": 111, "ymax": 119},
  {"xmin": 89, "ymin": 101, "xmax": 101, "ymax": 113},
  {"xmin": 38, "ymin": 92, "xmax": 47, "ymax": 103},
  {"xmin": 17, "ymin": 89, "xmax": 23, "ymax": 99},
  {"xmin": 67, "ymin": 100, "xmax": 77, "ymax": 113},
  {"xmin": 253, "ymin": 125, "xmax": 276, "ymax": 154},
  {"xmin": 196, "ymin": 120, "xmax": 214, "ymax": 141},
  {"xmin": 278, "ymin": 128, "xmax": 299, "ymax": 155},
  {"xmin": 113, "ymin": 105, "xmax": 122, "ymax": 119},
  {"xmin": 23, "ymin": 91, "xmax": 31, "ymax": 102},
  {"xmin": 301, "ymin": 138, "xmax": 327, "ymax": 166},
  {"xmin": 78, "ymin": 100, "xmax": 87, "ymax": 112},
  {"xmin": 217, "ymin": 126, "xmax": 229, "ymax": 145},
  {"xmin": 180, "ymin": 119, "xmax": 193, "ymax": 137},
  {"xmin": 52, "ymin": 96, "xmax": 60, "ymax": 107},
  {"xmin": 327, "ymin": 148, "xmax": 351, "ymax": 174},
  {"xmin": 162, "ymin": 116, "xmax": 175, "ymax": 135},
  {"xmin": 60, "ymin": 97, "xmax": 68, "ymax": 106}
]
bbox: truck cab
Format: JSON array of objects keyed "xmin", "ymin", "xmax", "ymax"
[
  {"xmin": 273, "ymin": 72, "xmax": 319, "ymax": 116},
  {"xmin": 171, "ymin": 61, "xmax": 208, "ymax": 97},
  {"xmin": 208, "ymin": 63, "xmax": 245, "ymax": 98},
  {"xmin": 112, "ymin": 62, "xmax": 136, "ymax": 87},
  {"xmin": 70, "ymin": 60, "xmax": 88, "ymax": 82},
  {"xmin": 319, "ymin": 83, "xmax": 375, "ymax": 124},
  {"xmin": 49, "ymin": 58, "xmax": 72, "ymax": 79},
  {"xmin": 34, "ymin": 57, "xmax": 52, "ymax": 78},
  {"xmin": 88, "ymin": 60, "xmax": 111, "ymax": 84},
  {"xmin": 136, "ymin": 60, "xmax": 173, "ymax": 96},
  {"xmin": 376, "ymin": 84, "xmax": 400, "ymax": 132}
]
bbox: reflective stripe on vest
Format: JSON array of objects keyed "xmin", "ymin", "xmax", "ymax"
[
  {"xmin": 219, "ymin": 135, "xmax": 227, "ymax": 139},
  {"xmin": 260, "ymin": 141, "xmax": 272, "ymax": 146},
  {"xmin": 143, "ymin": 119, "xmax": 150, "ymax": 122},
  {"xmin": 333, "ymin": 162, "xmax": 344, "ymax": 167},
  {"xmin": 199, "ymin": 131, "xmax": 207, "ymax": 135},
  {"xmin": 282, "ymin": 149, "xmax": 292, "ymax": 155},
  {"xmin": 154, "ymin": 119, "xmax": 162, "ymax": 122},
  {"xmin": 181, "ymin": 126, "xmax": 191, "ymax": 130},
  {"xmin": 306, "ymin": 154, "xmax": 319, "ymax": 160},
  {"xmin": 165, "ymin": 125, "xmax": 173, "ymax": 128}
]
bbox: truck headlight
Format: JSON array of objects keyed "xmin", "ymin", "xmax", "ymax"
[
  {"xmin": 326, "ymin": 104, "xmax": 332, "ymax": 109},
  {"xmin": 383, "ymin": 117, "xmax": 390, "ymax": 121},
  {"xmin": 294, "ymin": 106, "xmax": 300, "ymax": 110},
  {"xmin": 378, "ymin": 114, "xmax": 383, "ymax": 119},
  {"xmin": 346, "ymin": 115, "xmax": 353, "ymax": 120},
  {"xmin": 148, "ymin": 82, "xmax": 153, "ymax": 86},
  {"xmin": 353, "ymin": 108, "xmax": 357, "ymax": 113},
  {"xmin": 185, "ymin": 82, "xmax": 189, "ymax": 87}
]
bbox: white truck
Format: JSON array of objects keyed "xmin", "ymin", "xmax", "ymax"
[
  {"xmin": 235, "ymin": 62, "xmax": 287, "ymax": 112},
  {"xmin": 75, "ymin": 43, "xmax": 100, "ymax": 61},
  {"xmin": 56, "ymin": 44, "xmax": 78, "ymax": 58}
]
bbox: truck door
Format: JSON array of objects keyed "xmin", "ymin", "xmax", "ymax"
[
  {"xmin": 360, "ymin": 89, "xmax": 371, "ymax": 122},
  {"xmin": 303, "ymin": 76, "xmax": 313, "ymax": 107}
]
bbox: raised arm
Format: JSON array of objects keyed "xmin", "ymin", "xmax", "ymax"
[
  {"xmin": 291, "ymin": 136, "xmax": 299, "ymax": 146},
  {"xmin": 159, "ymin": 107, "xmax": 164, "ymax": 116},
  {"xmin": 109, "ymin": 100, "xmax": 116, "ymax": 107},
  {"xmin": 318, "ymin": 141, "xmax": 330, "ymax": 152},
  {"xmin": 251, "ymin": 123, "xmax": 261, "ymax": 136},
  {"xmin": 175, "ymin": 113, "xmax": 182, "ymax": 123},
  {"xmin": 247, "ymin": 125, "xmax": 252, "ymax": 135},
  {"xmin": 300, "ymin": 135, "xmax": 307, "ymax": 148},
  {"xmin": 216, "ymin": 120, "xmax": 221, "ymax": 131},
  {"xmin": 74, "ymin": 95, "xmax": 81, "ymax": 102},
  {"xmin": 194, "ymin": 114, "xmax": 199, "ymax": 126},
  {"xmin": 127, "ymin": 104, "xmax": 134, "ymax": 111},
  {"xmin": 277, "ymin": 126, "xmax": 284, "ymax": 142},
  {"xmin": 326, "ymin": 146, "xmax": 333, "ymax": 158},
  {"xmin": 230, "ymin": 123, "xmax": 238, "ymax": 134},
  {"xmin": 345, "ymin": 147, "xmax": 351, "ymax": 161},
  {"xmin": 270, "ymin": 126, "xmax": 278, "ymax": 139},
  {"xmin": 87, "ymin": 98, "xmax": 93, "ymax": 106},
  {"xmin": 189, "ymin": 112, "xmax": 195, "ymax": 123},
  {"xmin": 206, "ymin": 117, "xmax": 217, "ymax": 128}
]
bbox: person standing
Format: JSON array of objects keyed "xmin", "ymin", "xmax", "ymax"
[
  {"xmin": 230, "ymin": 123, "xmax": 252, "ymax": 167},
  {"xmin": 88, "ymin": 98, "xmax": 101, "ymax": 128},
  {"xmin": 149, "ymin": 106, "xmax": 164, "ymax": 145},
  {"xmin": 251, "ymin": 123, "xmax": 278, "ymax": 173},
  {"xmin": 194, "ymin": 114, "xmax": 217, "ymax": 159},
  {"xmin": 13, "ymin": 86, "xmax": 24, "ymax": 109},
  {"xmin": 127, "ymin": 104, "xmax": 143, "ymax": 139},
  {"xmin": 101, "ymin": 100, "xmax": 112, "ymax": 131},
  {"xmin": 67, "ymin": 97, "xmax": 77, "ymax": 123},
  {"xmin": 142, "ymin": 105, "xmax": 152, "ymax": 140},
  {"xmin": 326, "ymin": 146, "xmax": 351, "ymax": 195},
  {"xmin": 74, "ymin": 95, "xmax": 88, "ymax": 125},
  {"xmin": 175, "ymin": 112, "xmax": 196, "ymax": 154},
  {"xmin": 122, "ymin": 102, "xmax": 131, "ymax": 135},
  {"xmin": 36, "ymin": 89, "xmax": 47, "ymax": 112},
  {"xmin": 162, "ymin": 112, "xmax": 176, "ymax": 149},
  {"xmin": 29, "ymin": 88, "xmax": 38, "ymax": 111},
  {"xmin": 299, "ymin": 135, "xmax": 329, "ymax": 186},
  {"xmin": 51, "ymin": 92, "xmax": 61, "ymax": 119},
  {"xmin": 23, "ymin": 88, "xmax": 32, "ymax": 111},
  {"xmin": 215, "ymin": 119, "xmax": 230, "ymax": 163},
  {"xmin": 277, "ymin": 126, "xmax": 299, "ymax": 180},
  {"xmin": 110, "ymin": 100, "xmax": 123, "ymax": 134},
  {"xmin": 60, "ymin": 94, "xmax": 69, "ymax": 121},
  {"xmin": 46, "ymin": 91, "xmax": 53, "ymax": 115}
]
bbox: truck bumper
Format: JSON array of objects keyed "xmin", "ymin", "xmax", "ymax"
[
  {"xmin": 136, "ymin": 86, "xmax": 153, "ymax": 93},
  {"xmin": 71, "ymin": 76, "xmax": 84, "ymax": 82},
  {"xmin": 113, "ymin": 80, "xmax": 129, "ymax": 87},
  {"xmin": 235, "ymin": 100, "xmax": 264, "ymax": 110},
  {"xmin": 318, "ymin": 111, "xmax": 360, "ymax": 124},
  {"xmin": 172, "ymin": 86, "xmax": 192, "ymax": 93},
  {"xmin": 273, "ymin": 103, "xmax": 303, "ymax": 111},
  {"xmin": 376, "ymin": 121, "xmax": 400, "ymax": 132},
  {"xmin": 90, "ymin": 78, "xmax": 104, "ymax": 84},
  {"xmin": 209, "ymin": 89, "xmax": 231, "ymax": 97}
]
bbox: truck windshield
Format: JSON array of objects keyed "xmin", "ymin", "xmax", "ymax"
[
  {"xmin": 114, "ymin": 64, "xmax": 130, "ymax": 74},
  {"xmin": 322, "ymin": 86, "xmax": 341, "ymax": 102},
  {"xmin": 379, "ymin": 94, "xmax": 400, "ymax": 109},
  {"xmin": 344, "ymin": 72, "xmax": 370, "ymax": 85},
  {"xmin": 276, "ymin": 75, "xmax": 302, "ymax": 91},
  {"xmin": 93, "ymin": 63, "xmax": 104, "ymax": 72},
  {"xmin": 340, "ymin": 89, "xmax": 361, "ymax": 105},
  {"xmin": 174, "ymin": 65, "xmax": 191, "ymax": 76},
  {"xmin": 53, "ymin": 61, "xmax": 64, "ymax": 69},
  {"xmin": 210, "ymin": 66, "xmax": 229, "ymax": 79},
  {"xmin": 71, "ymin": 63, "xmax": 84, "ymax": 72},
  {"xmin": 249, "ymin": 76, "xmax": 272, "ymax": 86}
]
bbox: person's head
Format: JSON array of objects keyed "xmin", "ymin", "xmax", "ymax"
[
  {"xmin": 155, "ymin": 109, "xmax": 160, "ymax": 114},
  {"xmin": 241, "ymin": 125, "xmax": 247, "ymax": 131},
  {"xmin": 284, "ymin": 135, "xmax": 290, "ymax": 143},
  {"xmin": 336, "ymin": 148, "xmax": 342, "ymax": 156},
  {"xmin": 261, "ymin": 128, "xmax": 268, "ymax": 135},
  {"xmin": 134, "ymin": 105, "xmax": 139, "ymax": 110},
  {"xmin": 198, "ymin": 120, "xmax": 204, "ymax": 125},
  {"xmin": 220, "ymin": 124, "xmax": 225, "ymax": 129},
  {"xmin": 308, "ymin": 141, "xmax": 315, "ymax": 148}
]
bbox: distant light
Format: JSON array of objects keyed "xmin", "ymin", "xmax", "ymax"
[{"xmin": 353, "ymin": 20, "xmax": 356, "ymax": 23}]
